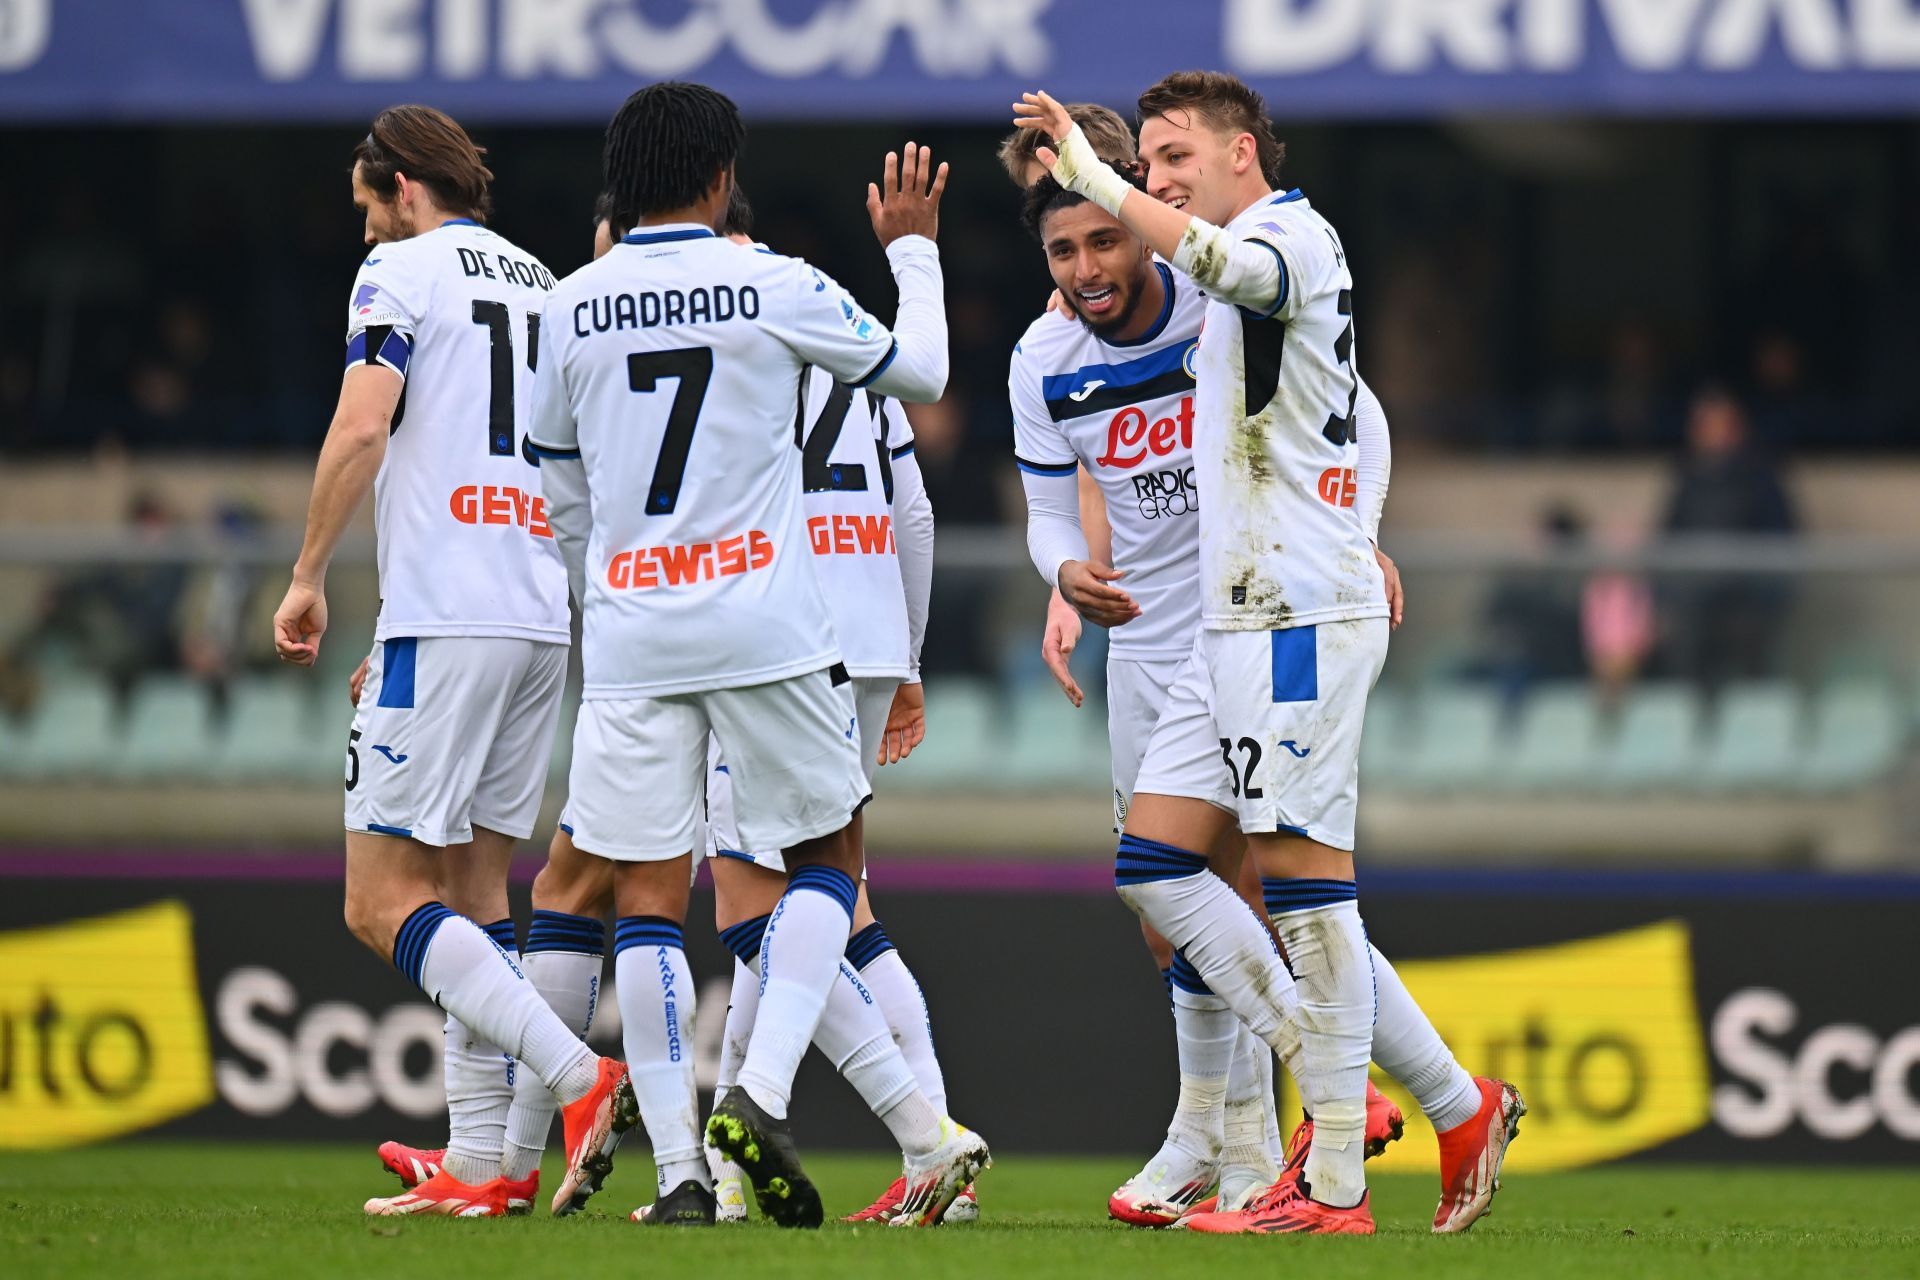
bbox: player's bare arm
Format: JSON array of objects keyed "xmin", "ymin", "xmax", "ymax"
[
  {"xmin": 272, "ymin": 363, "xmax": 402, "ymax": 665},
  {"xmin": 1014, "ymin": 91, "xmax": 1281, "ymax": 313},
  {"xmin": 877, "ymin": 681, "xmax": 926, "ymax": 766}
]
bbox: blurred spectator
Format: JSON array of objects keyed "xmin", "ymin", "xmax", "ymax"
[
  {"xmin": 1658, "ymin": 388, "xmax": 1798, "ymax": 687},
  {"xmin": 1467, "ymin": 504, "xmax": 1589, "ymax": 707},
  {"xmin": 181, "ymin": 501, "xmax": 270, "ymax": 705},
  {"xmin": 908, "ymin": 394, "xmax": 1004, "ymax": 679},
  {"xmin": 6, "ymin": 491, "xmax": 188, "ymax": 700}
]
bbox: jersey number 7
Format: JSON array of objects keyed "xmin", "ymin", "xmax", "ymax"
[{"xmin": 629, "ymin": 347, "xmax": 715, "ymax": 515}]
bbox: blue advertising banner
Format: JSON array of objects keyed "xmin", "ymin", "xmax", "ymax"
[{"xmin": 3, "ymin": 0, "xmax": 1920, "ymax": 122}]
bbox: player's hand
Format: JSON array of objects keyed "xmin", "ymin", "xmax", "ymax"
[
  {"xmin": 1374, "ymin": 544, "xmax": 1405, "ymax": 630},
  {"xmin": 1043, "ymin": 588, "xmax": 1084, "ymax": 707},
  {"xmin": 867, "ymin": 143, "xmax": 949, "ymax": 247},
  {"xmin": 1059, "ymin": 559, "xmax": 1140, "ymax": 628},
  {"xmin": 273, "ymin": 578, "xmax": 327, "ymax": 666},
  {"xmin": 1046, "ymin": 288, "xmax": 1069, "ymax": 318},
  {"xmin": 348, "ymin": 655, "xmax": 369, "ymax": 706},
  {"xmin": 877, "ymin": 681, "xmax": 927, "ymax": 766},
  {"xmin": 1011, "ymin": 91, "xmax": 1073, "ymax": 173}
]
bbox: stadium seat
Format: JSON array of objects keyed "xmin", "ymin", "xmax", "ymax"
[
  {"xmin": 1497, "ymin": 682, "xmax": 1603, "ymax": 793},
  {"xmin": 893, "ymin": 678, "xmax": 995, "ymax": 789},
  {"xmin": 115, "ymin": 675, "xmax": 219, "ymax": 780},
  {"xmin": 1358, "ymin": 685, "xmax": 1411, "ymax": 785},
  {"xmin": 214, "ymin": 676, "xmax": 318, "ymax": 781},
  {"xmin": 17, "ymin": 674, "xmax": 120, "ymax": 781},
  {"xmin": 1699, "ymin": 681, "xmax": 1805, "ymax": 791},
  {"xmin": 1003, "ymin": 685, "xmax": 1107, "ymax": 789},
  {"xmin": 1795, "ymin": 680, "xmax": 1908, "ymax": 792},
  {"xmin": 1401, "ymin": 683, "xmax": 1502, "ymax": 791},
  {"xmin": 1597, "ymin": 683, "xmax": 1705, "ymax": 791}
]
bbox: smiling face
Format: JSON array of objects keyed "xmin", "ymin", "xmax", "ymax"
[
  {"xmin": 1040, "ymin": 200, "xmax": 1157, "ymax": 340},
  {"xmin": 1138, "ymin": 110, "xmax": 1248, "ymax": 228}
]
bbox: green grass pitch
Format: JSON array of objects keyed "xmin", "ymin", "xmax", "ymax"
[{"xmin": 4, "ymin": 1144, "xmax": 1916, "ymax": 1279}]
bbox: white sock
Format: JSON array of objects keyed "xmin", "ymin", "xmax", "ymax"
[
  {"xmin": 1266, "ymin": 887, "xmax": 1375, "ymax": 1209},
  {"xmin": 1370, "ymin": 945, "xmax": 1481, "ymax": 1133},
  {"xmin": 1166, "ymin": 950, "xmax": 1234, "ymax": 1162},
  {"xmin": 737, "ymin": 866, "xmax": 858, "ymax": 1120},
  {"xmin": 401, "ymin": 904, "xmax": 597, "ymax": 1105},
  {"xmin": 1115, "ymin": 837, "xmax": 1301, "ymax": 1057},
  {"xmin": 714, "ymin": 914, "xmax": 772, "ymax": 1098},
  {"xmin": 1223, "ymin": 1026, "xmax": 1275, "ymax": 1169},
  {"xmin": 717, "ymin": 958, "xmax": 758, "ymax": 1095},
  {"xmin": 1259, "ymin": 1045, "xmax": 1285, "ymax": 1166},
  {"xmin": 442, "ymin": 1012, "xmax": 513, "ymax": 1184},
  {"xmin": 441, "ymin": 918, "xmax": 520, "ymax": 1183},
  {"xmin": 613, "ymin": 917, "xmax": 706, "ymax": 1194},
  {"xmin": 815, "ymin": 959, "xmax": 942, "ymax": 1157},
  {"xmin": 847, "ymin": 922, "xmax": 949, "ymax": 1115},
  {"xmin": 502, "ymin": 911, "xmax": 604, "ymax": 1182}
]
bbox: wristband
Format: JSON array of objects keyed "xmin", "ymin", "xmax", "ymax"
[{"xmin": 1052, "ymin": 125, "xmax": 1132, "ymax": 217}]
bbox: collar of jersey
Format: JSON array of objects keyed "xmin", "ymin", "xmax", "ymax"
[
  {"xmin": 1104, "ymin": 262, "xmax": 1177, "ymax": 348},
  {"xmin": 622, "ymin": 223, "xmax": 718, "ymax": 246},
  {"xmin": 1270, "ymin": 188, "xmax": 1306, "ymax": 204},
  {"xmin": 440, "ymin": 217, "xmax": 482, "ymax": 227}
]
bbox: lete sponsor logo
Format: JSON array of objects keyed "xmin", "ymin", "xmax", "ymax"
[{"xmin": 0, "ymin": 902, "xmax": 214, "ymax": 1148}]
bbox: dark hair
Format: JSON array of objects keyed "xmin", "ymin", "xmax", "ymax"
[
  {"xmin": 719, "ymin": 183, "xmax": 754, "ymax": 238},
  {"xmin": 603, "ymin": 81, "xmax": 744, "ymax": 229},
  {"xmin": 1137, "ymin": 71, "xmax": 1285, "ymax": 184},
  {"xmin": 1020, "ymin": 167, "xmax": 1143, "ymax": 242},
  {"xmin": 591, "ymin": 190, "xmax": 619, "ymax": 235},
  {"xmin": 353, "ymin": 105, "xmax": 493, "ymax": 222},
  {"xmin": 997, "ymin": 103, "xmax": 1137, "ymax": 188}
]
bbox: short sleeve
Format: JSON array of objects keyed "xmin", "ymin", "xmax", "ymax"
[
  {"xmin": 766, "ymin": 258, "xmax": 899, "ymax": 388},
  {"xmin": 523, "ymin": 296, "xmax": 578, "ymax": 457},
  {"xmin": 1009, "ymin": 350, "xmax": 1076, "ymax": 478},
  {"xmin": 1239, "ymin": 214, "xmax": 1341, "ymax": 322},
  {"xmin": 343, "ymin": 252, "xmax": 424, "ymax": 378}
]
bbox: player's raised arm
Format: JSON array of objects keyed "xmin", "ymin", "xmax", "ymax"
[{"xmin": 1013, "ymin": 90, "xmax": 1285, "ymax": 315}]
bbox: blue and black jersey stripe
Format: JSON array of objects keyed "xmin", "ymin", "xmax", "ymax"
[{"xmin": 1040, "ymin": 335, "xmax": 1198, "ymax": 422}]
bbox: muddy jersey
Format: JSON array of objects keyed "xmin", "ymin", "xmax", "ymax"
[
  {"xmin": 343, "ymin": 218, "xmax": 568, "ymax": 643},
  {"xmin": 1192, "ymin": 190, "xmax": 1387, "ymax": 632},
  {"xmin": 1009, "ymin": 263, "xmax": 1207, "ymax": 661}
]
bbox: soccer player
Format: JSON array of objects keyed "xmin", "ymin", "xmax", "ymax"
[
  {"xmin": 1016, "ymin": 77, "xmax": 1523, "ymax": 1234},
  {"xmin": 696, "ymin": 210, "xmax": 971, "ymax": 1228},
  {"xmin": 271, "ymin": 105, "xmax": 630, "ymax": 1220},
  {"xmin": 524, "ymin": 82, "xmax": 984, "ymax": 1230}
]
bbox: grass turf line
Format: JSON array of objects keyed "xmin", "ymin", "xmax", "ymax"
[{"xmin": 3, "ymin": 1143, "xmax": 1916, "ymax": 1279}]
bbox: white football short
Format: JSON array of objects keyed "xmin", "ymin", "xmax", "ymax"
[
  {"xmin": 345, "ymin": 636, "xmax": 567, "ymax": 847},
  {"xmin": 703, "ymin": 676, "xmax": 898, "ymax": 872},
  {"xmin": 1106, "ymin": 655, "xmax": 1231, "ymax": 832},
  {"xmin": 566, "ymin": 665, "xmax": 869, "ymax": 863},
  {"xmin": 1132, "ymin": 619, "xmax": 1388, "ymax": 851}
]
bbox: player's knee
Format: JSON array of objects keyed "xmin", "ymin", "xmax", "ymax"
[
  {"xmin": 1114, "ymin": 832, "xmax": 1210, "ymax": 918},
  {"xmin": 342, "ymin": 889, "xmax": 403, "ymax": 958},
  {"xmin": 1140, "ymin": 919, "xmax": 1176, "ymax": 969},
  {"xmin": 531, "ymin": 852, "xmax": 612, "ymax": 919}
]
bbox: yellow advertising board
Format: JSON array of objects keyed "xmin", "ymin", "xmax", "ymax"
[
  {"xmin": 0, "ymin": 900, "xmax": 215, "ymax": 1148},
  {"xmin": 1283, "ymin": 919, "xmax": 1712, "ymax": 1170}
]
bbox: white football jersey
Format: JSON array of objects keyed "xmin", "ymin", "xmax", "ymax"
[
  {"xmin": 343, "ymin": 218, "xmax": 569, "ymax": 644},
  {"xmin": 1010, "ymin": 264, "xmax": 1207, "ymax": 660},
  {"xmin": 526, "ymin": 224, "xmax": 909, "ymax": 699},
  {"xmin": 1192, "ymin": 191, "xmax": 1387, "ymax": 632},
  {"xmin": 798, "ymin": 368, "xmax": 915, "ymax": 679}
]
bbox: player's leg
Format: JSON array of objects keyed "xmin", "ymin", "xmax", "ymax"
[
  {"xmin": 1117, "ymin": 644, "xmax": 1304, "ymax": 1067},
  {"xmin": 561, "ymin": 691, "xmax": 715, "ymax": 1223},
  {"xmin": 346, "ymin": 637, "xmax": 621, "ymax": 1219},
  {"xmin": 706, "ymin": 668, "xmax": 987, "ymax": 1228},
  {"xmin": 501, "ymin": 823, "xmax": 613, "ymax": 1188},
  {"xmin": 1190, "ymin": 622, "xmax": 1387, "ymax": 1234},
  {"xmin": 434, "ymin": 826, "xmax": 520, "ymax": 1190},
  {"xmin": 609, "ymin": 854, "xmax": 710, "ymax": 1225}
]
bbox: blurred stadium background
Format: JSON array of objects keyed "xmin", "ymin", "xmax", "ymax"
[{"xmin": 3, "ymin": 0, "xmax": 1917, "ymax": 1186}]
